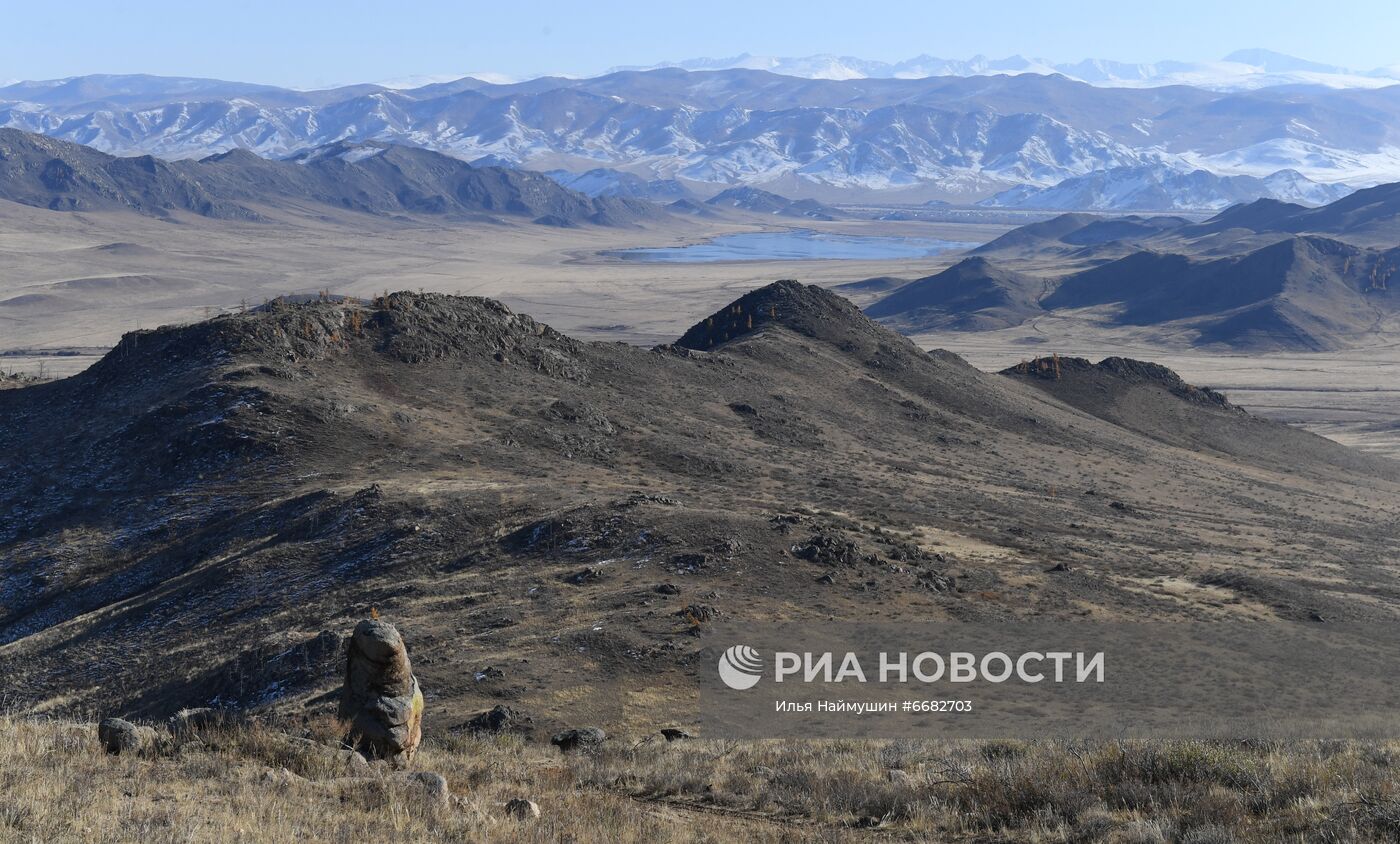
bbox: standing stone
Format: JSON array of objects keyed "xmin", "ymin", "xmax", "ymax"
[{"xmin": 338, "ymin": 619, "xmax": 423, "ymax": 767}]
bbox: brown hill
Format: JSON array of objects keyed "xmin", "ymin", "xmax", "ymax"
[
  {"xmin": 864, "ymin": 257, "xmax": 1046, "ymax": 331},
  {"xmin": 3, "ymin": 284, "xmax": 1399, "ymax": 730}
]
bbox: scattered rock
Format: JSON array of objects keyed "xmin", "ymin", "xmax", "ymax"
[
  {"xmin": 918, "ymin": 572, "xmax": 954, "ymax": 592},
  {"xmin": 168, "ymin": 707, "xmax": 228, "ymax": 740},
  {"xmin": 261, "ymin": 767, "xmax": 309, "ymax": 787},
  {"xmin": 676, "ymin": 603, "xmax": 719, "ymax": 623},
  {"xmin": 793, "ymin": 532, "xmax": 860, "ymax": 566},
  {"xmin": 619, "ymin": 491, "xmax": 680, "ymax": 508},
  {"xmin": 97, "ymin": 717, "xmax": 155, "ymax": 755},
  {"xmin": 338, "ymin": 619, "xmax": 424, "ymax": 767},
  {"xmin": 505, "ymin": 798, "xmax": 541, "ymax": 820},
  {"xmin": 462, "ymin": 704, "xmax": 534, "ymax": 736},
  {"xmin": 670, "ymin": 552, "xmax": 708, "ymax": 570},
  {"xmin": 551, "ymin": 726, "xmax": 606, "ymax": 753},
  {"xmin": 711, "ymin": 537, "xmax": 743, "ymax": 557},
  {"xmin": 399, "ymin": 771, "xmax": 450, "ymax": 805},
  {"xmin": 659, "ymin": 727, "xmax": 693, "ymax": 742},
  {"xmin": 177, "ymin": 741, "xmax": 207, "ymax": 756},
  {"xmin": 565, "ymin": 567, "xmax": 603, "ymax": 585},
  {"xmin": 336, "ymin": 747, "xmax": 372, "ymax": 771}
]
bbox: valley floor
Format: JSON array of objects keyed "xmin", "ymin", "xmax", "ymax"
[{"xmin": 6, "ymin": 204, "xmax": 1400, "ymax": 456}]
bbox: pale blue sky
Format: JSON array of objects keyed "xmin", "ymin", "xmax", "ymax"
[{"xmin": 3, "ymin": 0, "xmax": 1398, "ymax": 88}]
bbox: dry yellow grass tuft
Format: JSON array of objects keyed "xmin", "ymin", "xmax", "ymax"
[{"xmin": 2, "ymin": 717, "xmax": 1400, "ymax": 842}]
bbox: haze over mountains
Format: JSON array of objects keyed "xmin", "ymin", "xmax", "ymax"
[
  {"xmin": 614, "ymin": 49, "xmax": 1400, "ymax": 90},
  {"xmin": 6, "ymin": 65, "xmax": 1400, "ymax": 207}
]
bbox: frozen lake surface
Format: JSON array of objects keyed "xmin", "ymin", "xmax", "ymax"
[{"xmin": 607, "ymin": 229, "xmax": 981, "ymax": 262}]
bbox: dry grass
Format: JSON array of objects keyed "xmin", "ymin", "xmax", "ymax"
[{"xmin": 2, "ymin": 717, "xmax": 1399, "ymax": 843}]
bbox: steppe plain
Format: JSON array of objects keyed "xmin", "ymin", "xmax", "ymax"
[{"xmin": 4, "ymin": 201, "xmax": 1399, "ymax": 458}]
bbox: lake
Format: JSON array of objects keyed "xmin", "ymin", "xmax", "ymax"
[{"xmin": 606, "ymin": 229, "xmax": 981, "ymax": 263}]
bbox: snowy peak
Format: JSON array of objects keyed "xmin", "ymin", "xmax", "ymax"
[
  {"xmin": 618, "ymin": 50, "xmax": 1400, "ymax": 91},
  {"xmin": 982, "ymin": 164, "xmax": 1354, "ymax": 212}
]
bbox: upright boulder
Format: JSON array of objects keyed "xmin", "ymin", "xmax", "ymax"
[{"xmin": 338, "ymin": 619, "xmax": 423, "ymax": 766}]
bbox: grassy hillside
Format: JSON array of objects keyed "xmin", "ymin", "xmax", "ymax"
[{"xmin": 4, "ymin": 716, "xmax": 1400, "ymax": 842}]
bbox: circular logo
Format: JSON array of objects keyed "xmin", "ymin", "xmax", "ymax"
[{"xmin": 717, "ymin": 644, "xmax": 763, "ymax": 690}]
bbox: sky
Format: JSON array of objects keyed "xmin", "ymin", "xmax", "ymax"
[{"xmin": 2, "ymin": 0, "xmax": 1398, "ymax": 88}]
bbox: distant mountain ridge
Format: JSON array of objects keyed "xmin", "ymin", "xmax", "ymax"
[
  {"xmin": 866, "ymin": 187, "xmax": 1400, "ymax": 350},
  {"xmin": 982, "ymin": 165, "xmax": 1353, "ymax": 211},
  {"xmin": 0, "ymin": 129, "xmax": 658, "ymax": 226},
  {"xmin": 703, "ymin": 186, "xmax": 842, "ymax": 219},
  {"xmin": 5, "ymin": 69, "xmax": 1400, "ymax": 204},
  {"xmin": 542, "ymin": 168, "xmax": 692, "ymax": 202}
]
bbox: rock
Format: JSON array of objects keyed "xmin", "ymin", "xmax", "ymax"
[
  {"xmin": 504, "ymin": 798, "xmax": 541, "ymax": 820},
  {"xmin": 168, "ymin": 707, "xmax": 227, "ymax": 740},
  {"xmin": 1045, "ymin": 563, "xmax": 1072, "ymax": 573},
  {"xmin": 338, "ymin": 619, "xmax": 424, "ymax": 767},
  {"xmin": 462, "ymin": 704, "xmax": 534, "ymax": 736},
  {"xmin": 815, "ymin": 572, "xmax": 836, "ymax": 585},
  {"xmin": 654, "ymin": 583, "xmax": 681, "ymax": 595},
  {"xmin": 399, "ymin": 771, "xmax": 450, "ymax": 805},
  {"xmin": 676, "ymin": 603, "xmax": 719, "ymax": 623},
  {"xmin": 261, "ymin": 767, "xmax": 309, "ymax": 787},
  {"xmin": 918, "ymin": 572, "xmax": 954, "ymax": 591},
  {"xmin": 550, "ymin": 726, "xmax": 606, "ymax": 753},
  {"xmin": 97, "ymin": 717, "xmax": 154, "ymax": 755},
  {"xmin": 793, "ymin": 532, "xmax": 860, "ymax": 566},
  {"xmin": 336, "ymin": 747, "xmax": 372, "ymax": 771},
  {"xmin": 565, "ymin": 567, "xmax": 603, "ymax": 585},
  {"xmin": 659, "ymin": 728, "xmax": 692, "ymax": 741},
  {"xmin": 670, "ymin": 553, "xmax": 708, "ymax": 571}
]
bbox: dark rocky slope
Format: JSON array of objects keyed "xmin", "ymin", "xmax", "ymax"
[{"xmin": 3, "ymin": 283, "xmax": 1399, "ymax": 730}]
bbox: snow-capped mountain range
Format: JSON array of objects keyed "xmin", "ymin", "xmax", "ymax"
[
  {"xmin": 980, "ymin": 165, "xmax": 1355, "ymax": 212},
  {"xmin": 614, "ymin": 49, "xmax": 1400, "ymax": 91},
  {"xmin": 3, "ymin": 65, "xmax": 1400, "ymax": 208}
]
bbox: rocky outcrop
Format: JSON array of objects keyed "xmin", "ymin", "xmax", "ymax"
[
  {"xmin": 338, "ymin": 619, "xmax": 423, "ymax": 767},
  {"xmin": 550, "ymin": 726, "xmax": 606, "ymax": 753}
]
